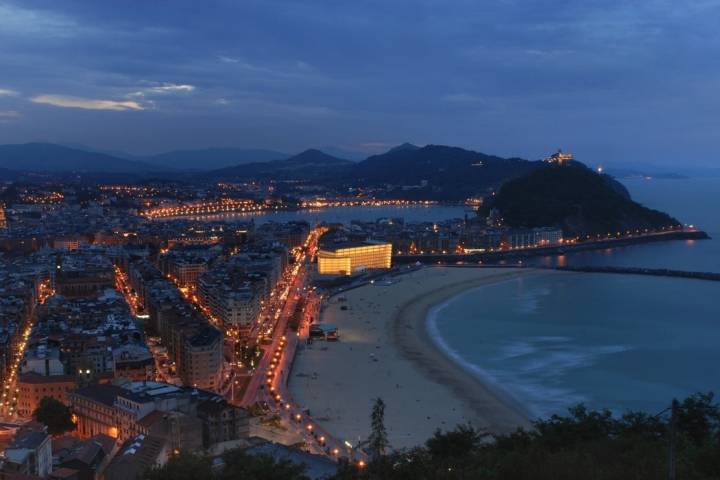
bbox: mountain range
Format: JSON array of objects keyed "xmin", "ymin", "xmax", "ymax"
[
  {"xmin": 0, "ymin": 143, "xmax": 157, "ymax": 173},
  {"xmin": 0, "ymin": 141, "xmax": 695, "ymax": 205},
  {"xmin": 0, "ymin": 142, "xmax": 398, "ymax": 175},
  {"xmin": 0, "ymin": 142, "xmax": 585, "ymax": 201},
  {"xmin": 141, "ymin": 148, "xmax": 290, "ymax": 170},
  {"xmin": 191, "ymin": 144, "xmax": 543, "ymax": 200}
]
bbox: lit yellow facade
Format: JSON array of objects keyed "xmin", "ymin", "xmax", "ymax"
[{"xmin": 318, "ymin": 242, "xmax": 392, "ymax": 276}]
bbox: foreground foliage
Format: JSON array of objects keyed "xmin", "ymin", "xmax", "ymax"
[
  {"xmin": 143, "ymin": 448, "xmax": 309, "ymax": 480},
  {"xmin": 340, "ymin": 393, "xmax": 720, "ymax": 480},
  {"xmin": 145, "ymin": 393, "xmax": 720, "ymax": 480}
]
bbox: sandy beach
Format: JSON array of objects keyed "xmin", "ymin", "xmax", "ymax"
[{"xmin": 288, "ymin": 266, "xmax": 541, "ymax": 450}]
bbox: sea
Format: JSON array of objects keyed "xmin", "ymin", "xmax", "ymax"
[{"xmin": 430, "ymin": 177, "xmax": 720, "ymax": 418}]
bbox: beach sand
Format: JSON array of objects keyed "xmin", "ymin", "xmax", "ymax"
[{"xmin": 288, "ymin": 266, "xmax": 539, "ymax": 450}]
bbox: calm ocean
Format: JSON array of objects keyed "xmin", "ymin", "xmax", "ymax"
[{"xmin": 431, "ymin": 177, "xmax": 720, "ymax": 418}]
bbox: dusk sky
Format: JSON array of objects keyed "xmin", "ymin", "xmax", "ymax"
[{"xmin": 0, "ymin": 0, "xmax": 718, "ymax": 166}]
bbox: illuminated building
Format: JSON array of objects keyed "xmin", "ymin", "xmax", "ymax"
[
  {"xmin": 54, "ymin": 253, "xmax": 115, "ymax": 298},
  {"xmin": 52, "ymin": 237, "xmax": 82, "ymax": 251},
  {"xmin": 68, "ymin": 381, "xmax": 248, "ymax": 448},
  {"xmin": 180, "ymin": 326, "xmax": 223, "ymax": 391},
  {"xmin": 196, "ymin": 249, "xmax": 284, "ymax": 332},
  {"xmin": 0, "ymin": 204, "xmax": 6, "ymax": 229},
  {"xmin": 318, "ymin": 241, "xmax": 392, "ymax": 276},
  {"xmin": 160, "ymin": 252, "xmax": 211, "ymax": 288},
  {"xmin": 505, "ymin": 227, "xmax": 564, "ymax": 249},
  {"xmin": 16, "ymin": 372, "xmax": 76, "ymax": 417},
  {"xmin": 544, "ymin": 149, "xmax": 574, "ymax": 164}
]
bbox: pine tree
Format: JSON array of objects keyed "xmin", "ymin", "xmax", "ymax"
[{"xmin": 368, "ymin": 397, "xmax": 388, "ymax": 460}]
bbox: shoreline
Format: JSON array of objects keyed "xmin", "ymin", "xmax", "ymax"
[
  {"xmin": 391, "ymin": 267, "xmax": 538, "ymax": 434},
  {"xmin": 288, "ymin": 266, "xmax": 542, "ymax": 449}
]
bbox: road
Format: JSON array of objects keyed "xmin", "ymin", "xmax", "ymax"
[
  {"xmin": 0, "ymin": 306, "xmax": 36, "ymax": 419},
  {"xmin": 235, "ymin": 227, "xmax": 367, "ymax": 463}
]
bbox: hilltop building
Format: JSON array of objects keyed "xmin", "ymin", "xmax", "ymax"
[{"xmin": 544, "ymin": 149, "xmax": 574, "ymax": 164}]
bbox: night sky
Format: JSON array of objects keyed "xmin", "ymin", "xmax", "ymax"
[{"xmin": 0, "ymin": 0, "xmax": 718, "ymax": 166}]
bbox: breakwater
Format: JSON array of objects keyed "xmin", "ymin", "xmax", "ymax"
[{"xmin": 544, "ymin": 265, "xmax": 720, "ymax": 281}]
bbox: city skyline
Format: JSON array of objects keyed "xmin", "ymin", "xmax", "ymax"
[
  {"xmin": 1, "ymin": 0, "xmax": 719, "ymax": 167},
  {"xmin": 1, "ymin": 2, "xmax": 719, "ymax": 478}
]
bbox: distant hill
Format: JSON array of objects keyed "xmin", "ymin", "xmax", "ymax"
[
  {"xmin": 316, "ymin": 146, "xmax": 367, "ymax": 161},
  {"xmin": 207, "ymin": 144, "xmax": 546, "ymax": 200},
  {"xmin": 280, "ymin": 149, "xmax": 351, "ymax": 167},
  {"xmin": 349, "ymin": 145, "xmax": 540, "ymax": 200},
  {"xmin": 0, "ymin": 143, "xmax": 158, "ymax": 173},
  {"xmin": 144, "ymin": 148, "xmax": 288, "ymax": 170},
  {"xmin": 490, "ymin": 162, "xmax": 680, "ymax": 235},
  {"xmin": 210, "ymin": 148, "xmax": 352, "ymax": 180},
  {"xmin": 387, "ymin": 142, "xmax": 421, "ymax": 153}
]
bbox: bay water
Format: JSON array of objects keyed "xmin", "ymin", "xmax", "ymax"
[{"xmin": 431, "ymin": 177, "xmax": 720, "ymax": 418}]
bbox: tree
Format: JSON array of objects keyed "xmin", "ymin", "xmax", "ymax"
[
  {"xmin": 426, "ymin": 424, "xmax": 485, "ymax": 461},
  {"xmin": 143, "ymin": 453, "xmax": 214, "ymax": 480},
  {"xmin": 331, "ymin": 393, "xmax": 720, "ymax": 480},
  {"xmin": 33, "ymin": 397, "xmax": 75, "ymax": 436},
  {"xmin": 218, "ymin": 450, "xmax": 308, "ymax": 480},
  {"xmin": 368, "ymin": 397, "xmax": 389, "ymax": 460},
  {"xmin": 143, "ymin": 449, "xmax": 308, "ymax": 480}
]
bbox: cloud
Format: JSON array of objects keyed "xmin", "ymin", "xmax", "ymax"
[
  {"xmin": 128, "ymin": 83, "xmax": 196, "ymax": 97},
  {"xmin": 217, "ymin": 55, "xmax": 240, "ymax": 64},
  {"xmin": 146, "ymin": 83, "xmax": 195, "ymax": 94},
  {"xmin": 442, "ymin": 93, "xmax": 487, "ymax": 104},
  {"xmin": 0, "ymin": 88, "xmax": 19, "ymax": 96},
  {"xmin": 31, "ymin": 95, "xmax": 144, "ymax": 111},
  {"xmin": 0, "ymin": 3, "xmax": 77, "ymax": 38},
  {"xmin": 0, "ymin": 110, "xmax": 21, "ymax": 123},
  {"xmin": 127, "ymin": 83, "xmax": 195, "ymax": 97},
  {"xmin": 524, "ymin": 48, "xmax": 575, "ymax": 58}
]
